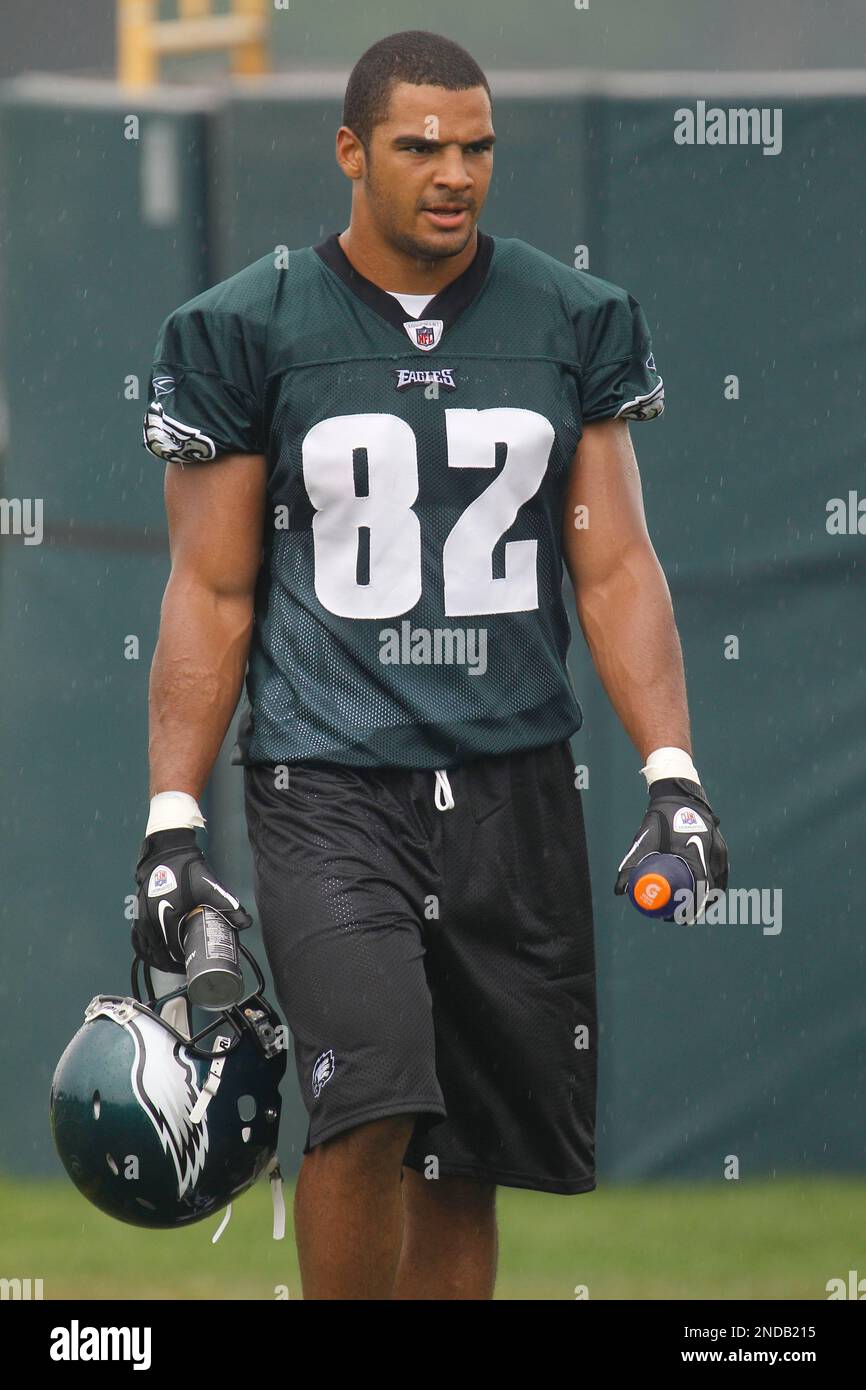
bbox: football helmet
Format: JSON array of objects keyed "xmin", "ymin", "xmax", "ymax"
[{"xmin": 49, "ymin": 947, "xmax": 287, "ymax": 1237}]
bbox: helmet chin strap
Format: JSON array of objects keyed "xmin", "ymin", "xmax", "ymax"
[
  {"xmin": 269, "ymin": 1158, "xmax": 286, "ymax": 1240},
  {"xmin": 189, "ymin": 1046, "xmax": 230, "ymax": 1125},
  {"xmin": 211, "ymin": 1203, "xmax": 233, "ymax": 1244},
  {"xmin": 210, "ymin": 1160, "xmax": 285, "ymax": 1244}
]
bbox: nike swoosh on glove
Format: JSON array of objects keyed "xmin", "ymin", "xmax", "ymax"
[
  {"xmin": 614, "ymin": 777, "xmax": 729, "ymax": 917},
  {"xmin": 133, "ymin": 828, "xmax": 252, "ymax": 972}
]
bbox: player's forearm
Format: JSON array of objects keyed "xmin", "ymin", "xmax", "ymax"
[
  {"xmin": 148, "ymin": 574, "xmax": 254, "ymax": 799},
  {"xmin": 574, "ymin": 541, "xmax": 692, "ymax": 762}
]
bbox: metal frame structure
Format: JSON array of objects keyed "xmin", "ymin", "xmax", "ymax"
[{"xmin": 117, "ymin": 0, "xmax": 269, "ymax": 86}]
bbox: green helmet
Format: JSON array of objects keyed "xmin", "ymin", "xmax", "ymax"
[{"xmin": 49, "ymin": 953, "xmax": 287, "ymax": 1234}]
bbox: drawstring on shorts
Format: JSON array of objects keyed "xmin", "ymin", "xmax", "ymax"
[{"xmin": 433, "ymin": 769, "xmax": 455, "ymax": 812}]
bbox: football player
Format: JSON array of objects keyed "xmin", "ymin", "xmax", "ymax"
[{"xmin": 136, "ymin": 30, "xmax": 728, "ymax": 1299}]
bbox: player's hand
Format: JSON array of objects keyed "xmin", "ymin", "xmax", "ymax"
[
  {"xmin": 133, "ymin": 828, "xmax": 252, "ymax": 971},
  {"xmin": 614, "ymin": 778, "xmax": 729, "ymax": 914}
]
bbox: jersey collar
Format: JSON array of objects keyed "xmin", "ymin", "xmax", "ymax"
[{"xmin": 313, "ymin": 229, "xmax": 494, "ymax": 346}]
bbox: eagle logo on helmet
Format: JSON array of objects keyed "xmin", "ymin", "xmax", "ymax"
[{"xmin": 91, "ymin": 1000, "xmax": 208, "ymax": 1198}]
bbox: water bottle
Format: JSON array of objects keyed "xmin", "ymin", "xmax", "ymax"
[
  {"xmin": 181, "ymin": 905, "xmax": 244, "ymax": 1010},
  {"xmin": 627, "ymin": 853, "xmax": 695, "ymax": 920}
]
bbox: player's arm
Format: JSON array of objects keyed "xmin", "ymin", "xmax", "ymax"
[
  {"xmin": 132, "ymin": 452, "xmax": 267, "ymax": 971},
  {"xmin": 134, "ymin": 279, "xmax": 271, "ymax": 969},
  {"xmin": 561, "ymin": 417, "xmax": 690, "ymax": 761},
  {"xmin": 149, "ymin": 452, "xmax": 267, "ymax": 799},
  {"xmin": 567, "ymin": 290, "xmax": 728, "ymax": 906},
  {"xmin": 562, "ymin": 418, "xmax": 729, "ymax": 905}
]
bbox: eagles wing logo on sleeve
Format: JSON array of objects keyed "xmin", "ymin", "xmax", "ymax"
[
  {"xmin": 143, "ymin": 401, "xmax": 216, "ymax": 464},
  {"xmin": 615, "ymin": 377, "xmax": 665, "ymax": 422}
]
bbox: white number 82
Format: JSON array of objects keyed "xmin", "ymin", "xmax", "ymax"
[{"xmin": 302, "ymin": 407, "xmax": 554, "ymax": 619}]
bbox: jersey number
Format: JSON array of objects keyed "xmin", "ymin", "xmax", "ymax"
[{"xmin": 302, "ymin": 408, "xmax": 554, "ymax": 618}]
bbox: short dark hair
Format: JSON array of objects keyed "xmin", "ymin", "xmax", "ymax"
[{"xmin": 343, "ymin": 30, "xmax": 491, "ymax": 151}]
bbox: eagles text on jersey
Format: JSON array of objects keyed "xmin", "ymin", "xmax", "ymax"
[{"xmin": 142, "ymin": 233, "xmax": 664, "ymax": 768}]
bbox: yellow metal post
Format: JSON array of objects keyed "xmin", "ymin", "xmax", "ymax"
[
  {"xmin": 118, "ymin": 0, "xmax": 159, "ymax": 87},
  {"xmin": 232, "ymin": 0, "xmax": 268, "ymax": 77}
]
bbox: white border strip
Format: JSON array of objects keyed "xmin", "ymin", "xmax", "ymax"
[
  {"xmin": 490, "ymin": 68, "xmax": 866, "ymax": 98},
  {"xmin": 4, "ymin": 68, "xmax": 866, "ymax": 110},
  {"xmin": 0, "ymin": 73, "xmax": 222, "ymax": 111},
  {"xmin": 229, "ymin": 66, "xmax": 866, "ymax": 101}
]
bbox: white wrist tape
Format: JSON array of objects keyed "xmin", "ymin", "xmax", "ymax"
[
  {"xmin": 146, "ymin": 790, "xmax": 207, "ymax": 835},
  {"xmin": 640, "ymin": 746, "xmax": 701, "ymax": 790}
]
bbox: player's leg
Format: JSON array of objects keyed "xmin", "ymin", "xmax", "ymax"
[
  {"xmin": 294, "ymin": 1113, "xmax": 416, "ymax": 1299},
  {"xmin": 392, "ymin": 1167, "xmax": 498, "ymax": 1300},
  {"xmin": 243, "ymin": 761, "xmax": 447, "ymax": 1299},
  {"xmin": 402, "ymin": 743, "xmax": 598, "ymax": 1246}
]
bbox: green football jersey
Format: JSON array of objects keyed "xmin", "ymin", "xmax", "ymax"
[{"xmin": 143, "ymin": 231, "xmax": 663, "ymax": 769}]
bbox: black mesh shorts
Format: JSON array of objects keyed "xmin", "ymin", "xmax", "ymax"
[{"xmin": 243, "ymin": 739, "xmax": 597, "ymax": 1195}]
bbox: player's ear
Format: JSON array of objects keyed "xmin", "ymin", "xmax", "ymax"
[{"xmin": 336, "ymin": 126, "xmax": 366, "ymax": 180}]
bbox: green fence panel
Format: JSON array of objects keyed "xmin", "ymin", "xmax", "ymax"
[{"xmin": 2, "ymin": 74, "xmax": 863, "ymax": 1184}]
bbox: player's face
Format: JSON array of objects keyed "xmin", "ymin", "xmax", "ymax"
[{"xmin": 363, "ymin": 82, "xmax": 495, "ymax": 261}]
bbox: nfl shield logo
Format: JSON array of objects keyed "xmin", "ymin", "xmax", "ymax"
[{"xmin": 404, "ymin": 318, "xmax": 443, "ymax": 352}]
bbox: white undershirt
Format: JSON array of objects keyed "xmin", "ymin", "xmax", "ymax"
[{"xmin": 386, "ymin": 291, "xmax": 435, "ymax": 317}]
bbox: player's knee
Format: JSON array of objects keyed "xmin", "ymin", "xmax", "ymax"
[
  {"xmin": 308, "ymin": 1113, "xmax": 416, "ymax": 1173},
  {"xmin": 403, "ymin": 1167, "xmax": 497, "ymax": 1218}
]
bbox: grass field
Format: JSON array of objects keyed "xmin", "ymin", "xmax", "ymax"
[{"xmin": 1, "ymin": 1175, "xmax": 862, "ymax": 1300}]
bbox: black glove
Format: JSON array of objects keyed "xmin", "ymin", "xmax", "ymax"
[
  {"xmin": 133, "ymin": 828, "xmax": 252, "ymax": 972},
  {"xmin": 614, "ymin": 777, "xmax": 729, "ymax": 915}
]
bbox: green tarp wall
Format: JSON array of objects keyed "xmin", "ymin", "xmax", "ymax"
[{"xmin": 1, "ymin": 72, "xmax": 863, "ymax": 1181}]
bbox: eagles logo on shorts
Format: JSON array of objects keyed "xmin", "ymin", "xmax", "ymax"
[
  {"xmin": 143, "ymin": 401, "xmax": 216, "ymax": 464},
  {"xmin": 312, "ymin": 1049, "xmax": 335, "ymax": 1099}
]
